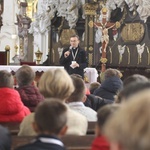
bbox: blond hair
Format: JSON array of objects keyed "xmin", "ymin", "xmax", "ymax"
[
  {"xmin": 104, "ymin": 90, "xmax": 150, "ymax": 150},
  {"xmin": 38, "ymin": 68, "xmax": 74, "ymax": 100}
]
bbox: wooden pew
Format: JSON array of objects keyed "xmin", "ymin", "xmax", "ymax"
[
  {"xmin": 87, "ymin": 122, "xmax": 96, "ymax": 134},
  {"xmin": 0, "ymin": 121, "xmax": 96, "ymax": 136},
  {"xmin": 12, "ymin": 135, "xmax": 95, "ymax": 150},
  {"xmin": 0, "ymin": 122, "xmax": 20, "ymax": 135}
]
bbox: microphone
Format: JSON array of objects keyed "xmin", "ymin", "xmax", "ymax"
[
  {"xmin": 64, "ymin": 46, "xmax": 72, "ymax": 58},
  {"xmin": 69, "ymin": 46, "xmax": 72, "ymax": 52}
]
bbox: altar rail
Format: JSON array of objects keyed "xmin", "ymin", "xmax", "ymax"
[{"xmin": 0, "ymin": 66, "xmax": 98, "ymax": 84}]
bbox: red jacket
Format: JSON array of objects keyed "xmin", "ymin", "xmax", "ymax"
[
  {"xmin": 0, "ymin": 88, "xmax": 30, "ymax": 122},
  {"xmin": 91, "ymin": 136, "xmax": 110, "ymax": 150}
]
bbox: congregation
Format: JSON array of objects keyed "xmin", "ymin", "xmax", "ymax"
[{"xmin": 0, "ymin": 65, "xmax": 150, "ymax": 150}]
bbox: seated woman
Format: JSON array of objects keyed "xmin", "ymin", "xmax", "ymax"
[
  {"xmin": 15, "ymin": 65, "xmax": 44, "ymax": 111},
  {"xmin": 0, "ymin": 70, "xmax": 30, "ymax": 122}
]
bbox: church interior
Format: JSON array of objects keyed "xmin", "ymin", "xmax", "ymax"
[
  {"xmin": 0, "ymin": 0, "xmax": 150, "ymax": 79},
  {"xmin": 1, "ymin": 1, "xmax": 150, "ymax": 150}
]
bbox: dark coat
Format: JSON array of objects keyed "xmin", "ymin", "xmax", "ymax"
[
  {"xmin": 84, "ymin": 94, "xmax": 113, "ymax": 111},
  {"xmin": 93, "ymin": 76, "xmax": 123, "ymax": 101},
  {"xmin": 0, "ymin": 125, "xmax": 11, "ymax": 150},
  {"xmin": 16, "ymin": 85, "xmax": 44, "ymax": 109},
  {"xmin": 59, "ymin": 46, "xmax": 87, "ymax": 77},
  {"xmin": 15, "ymin": 135, "xmax": 66, "ymax": 150}
]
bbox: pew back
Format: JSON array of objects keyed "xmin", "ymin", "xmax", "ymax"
[
  {"xmin": 12, "ymin": 135, "xmax": 95, "ymax": 150},
  {"xmin": 0, "ymin": 122, "xmax": 20, "ymax": 135}
]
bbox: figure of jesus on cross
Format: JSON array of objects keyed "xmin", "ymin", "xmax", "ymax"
[{"xmin": 94, "ymin": 7, "xmax": 120, "ymax": 72}]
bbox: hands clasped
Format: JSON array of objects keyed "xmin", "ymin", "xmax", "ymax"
[{"xmin": 70, "ymin": 61, "xmax": 79, "ymax": 69}]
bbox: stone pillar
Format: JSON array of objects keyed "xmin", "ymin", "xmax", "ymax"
[{"xmin": 0, "ymin": 0, "xmax": 18, "ymax": 63}]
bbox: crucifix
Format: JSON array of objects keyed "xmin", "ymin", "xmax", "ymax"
[{"xmin": 94, "ymin": 7, "xmax": 120, "ymax": 72}]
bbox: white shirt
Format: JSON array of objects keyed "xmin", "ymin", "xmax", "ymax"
[{"xmin": 68, "ymin": 102, "xmax": 97, "ymax": 122}]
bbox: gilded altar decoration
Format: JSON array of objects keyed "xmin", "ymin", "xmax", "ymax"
[
  {"xmin": 84, "ymin": 3, "xmax": 98, "ymax": 15},
  {"xmin": 35, "ymin": 49, "xmax": 43, "ymax": 64},
  {"xmin": 115, "ymin": 22, "xmax": 121, "ymax": 29},
  {"xmin": 88, "ymin": 20, "xmax": 94, "ymax": 28},
  {"xmin": 100, "ymin": 57, "xmax": 108, "ymax": 64},
  {"xmin": 84, "ymin": 75, "xmax": 89, "ymax": 83},
  {"xmin": 145, "ymin": 46, "xmax": 150, "ymax": 65},
  {"xmin": 121, "ymin": 23, "xmax": 145, "ymax": 43},
  {"xmin": 60, "ymin": 29, "xmax": 77, "ymax": 45},
  {"xmin": 136, "ymin": 43, "xmax": 145, "ymax": 64},
  {"xmin": 88, "ymin": 53, "xmax": 93, "ymax": 66},
  {"xmin": 89, "ymin": 46, "xmax": 93, "ymax": 51},
  {"xmin": 126, "ymin": 46, "xmax": 130, "ymax": 65},
  {"xmin": 5, "ymin": 45, "xmax": 10, "ymax": 51},
  {"xmin": 5, "ymin": 45, "xmax": 10, "ymax": 65}
]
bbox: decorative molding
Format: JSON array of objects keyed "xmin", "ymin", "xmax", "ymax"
[
  {"xmin": 84, "ymin": 3, "xmax": 98, "ymax": 15},
  {"xmin": 121, "ymin": 23, "xmax": 145, "ymax": 43}
]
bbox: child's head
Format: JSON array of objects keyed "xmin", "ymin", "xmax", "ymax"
[
  {"xmin": 0, "ymin": 70, "xmax": 14, "ymax": 88},
  {"xmin": 104, "ymin": 93, "xmax": 150, "ymax": 150},
  {"xmin": 67, "ymin": 75, "xmax": 86, "ymax": 102},
  {"xmin": 96, "ymin": 104, "xmax": 120, "ymax": 136},
  {"xmin": 89, "ymin": 82, "xmax": 100, "ymax": 94},
  {"xmin": 15, "ymin": 65, "xmax": 35, "ymax": 86},
  {"xmin": 115, "ymin": 81, "xmax": 150, "ymax": 103},
  {"xmin": 123, "ymin": 74, "xmax": 148, "ymax": 87},
  {"xmin": 38, "ymin": 68, "xmax": 74, "ymax": 100},
  {"xmin": 33, "ymin": 98, "xmax": 67, "ymax": 136}
]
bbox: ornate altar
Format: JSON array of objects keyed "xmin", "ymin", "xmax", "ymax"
[{"xmin": 25, "ymin": 0, "xmax": 150, "ymax": 78}]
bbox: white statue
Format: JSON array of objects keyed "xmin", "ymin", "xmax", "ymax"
[
  {"xmin": 57, "ymin": 0, "xmax": 80, "ymax": 28},
  {"xmin": 136, "ymin": 43, "xmax": 145, "ymax": 63},
  {"xmin": 118, "ymin": 45, "xmax": 126, "ymax": 64},
  {"xmin": 107, "ymin": 0, "xmax": 150, "ymax": 22}
]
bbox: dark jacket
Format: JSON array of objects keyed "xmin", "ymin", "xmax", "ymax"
[
  {"xmin": 84, "ymin": 94, "xmax": 113, "ymax": 111},
  {"xmin": 15, "ymin": 135, "xmax": 66, "ymax": 150},
  {"xmin": 59, "ymin": 46, "xmax": 87, "ymax": 77},
  {"xmin": 93, "ymin": 76, "xmax": 123, "ymax": 101},
  {"xmin": 0, "ymin": 125, "xmax": 11, "ymax": 150},
  {"xmin": 16, "ymin": 85, "xmax": 44, "ymax": 110}
]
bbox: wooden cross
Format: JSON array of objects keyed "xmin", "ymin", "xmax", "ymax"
[{"xmin": 94, "ymin": 7, "xmax": 120, "ymax": 72}]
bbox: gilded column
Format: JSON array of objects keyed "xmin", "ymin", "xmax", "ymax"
[{"xmin": 84, "ymin": 3, "xmax": 98, "ymax": 66}]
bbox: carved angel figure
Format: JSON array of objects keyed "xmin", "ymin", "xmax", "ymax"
[
  {"xmin": 106, "ymin": 0, "xmax": 124, "ymax": 11},
  {"xmin": 107, "ymin": 0, "xmax": 150, "ymax": 22},
  {"xmin": 136, "ymin": 43, "xmax": 145, "ymax": 63},
  {"xmin": 118, "ymin": 45, "xmax": 126, "ymax": 64},
  {"xmin": 57, "ymin": 0, "xmax": 80, "ymax": 28},
  {"xmin": 118, "ymin": 45, "xmax": 126, "ymax": 55}
]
